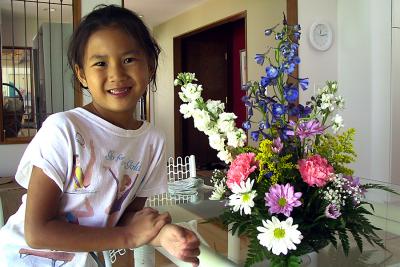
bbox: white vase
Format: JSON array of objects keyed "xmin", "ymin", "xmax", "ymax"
[
  {"xmin": 300, "ymin": 251, "xmax": 318, "ymax": 267},
  {"xmin": 250, "ymin": 252, "xmax": 318, "ymax": 267}
]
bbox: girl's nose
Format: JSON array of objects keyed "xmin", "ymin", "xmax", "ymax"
[{"xmin": 108, "ymin": 63, "xmax": 127, "ymax": 82}]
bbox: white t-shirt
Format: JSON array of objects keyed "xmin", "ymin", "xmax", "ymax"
[{"xmin": 0, "ymin": 108, "xmax": 167, "ymax": 267}]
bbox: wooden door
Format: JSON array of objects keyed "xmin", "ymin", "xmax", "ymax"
[{"xmin": 181, "ymin": 24, "xmax": 230, "ymax": 169}]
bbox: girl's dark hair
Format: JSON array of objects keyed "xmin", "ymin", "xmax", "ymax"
[{"xmin": 68, "ymin": 5, "xmax": 161, "ymax": 88}]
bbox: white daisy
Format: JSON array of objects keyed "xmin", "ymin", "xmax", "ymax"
[
  {"xmin": 228, "ymin": 179, "xmax": 257, "ymax": 215},
  {"xmin": 257, "ymin": 216, "xmax": 303, "ymax": 255}
]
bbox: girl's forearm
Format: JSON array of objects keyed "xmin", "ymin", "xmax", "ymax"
[{"xmin": 25, "ymin": 219, "xmax": 135, "ymax": 252}]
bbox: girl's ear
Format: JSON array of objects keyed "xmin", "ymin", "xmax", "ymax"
[{"xmin": 75, "ymin": 64, "xmax": 88, "ymax": 88}]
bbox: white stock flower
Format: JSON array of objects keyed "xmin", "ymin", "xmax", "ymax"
[
  {"xmin": 217, "ymin": 150, "xmax": 233, "ymax": 164},
  {"xmin": 206, "ymin": 100, "xmax": 225, "ymax": 115},
  {"xmin": 178, "ymin": 91, "xmax": 189, "ymax": 103},
  {"xmin": 320, "ymin": 93, "xmax": 335, "ymax": 110},
  {"xmin": 218, "ymin": 112, "xmax": 237, "ymax": 122},
  {"xmin": 209, "ymin": 182, "xmax": 226, "ymax": 200},
  {"xmin": 179, "ymin": 102, "xmax": 196, "ymax": 118},
  {"xmin": 318, "ymin": 85, "xmax": 329, "ymax": 95},
  {"xmin": 336, "ymin": 95, "xmax": 345, "ymax": 109},
  {"xmin": 192, "ymin": 109, "xmax": 211, "ymax": 132},
  {"xmin": 217, "ymin": 112, "xmax": 237, "ymax": 133},
  {"xmin": 209, "ymin": 133, "xmax": 226, "ymax": 151},
  {"xmin": 331, "ymin": 114, "xmax": 344, "ymax": 133},
  {"xmin": 204, "ymin": 125, "xmax": 218, "ymax": 136},
  {"xmin": 257, "ymin": 216, "xmax": 303, "ymax": 255},
  {"xmin": 228, "ymin": 179, "xmax": 257, "ymax": 215},
  {"xmin": 227, "ymin": 129, "xmax": 247, "ymax": 148},
  {"xmin": 180, "ymin": 83, "xmax": 203, "ymax": 102}
]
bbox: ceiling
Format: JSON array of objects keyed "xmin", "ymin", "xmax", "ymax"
[
  {"xmin": 125, "ymin": 0, "xmax": 208, "ymax": 28},
  {"xmin": 0, "ymin": 0, "xmax": 208, "ymax": 27}
]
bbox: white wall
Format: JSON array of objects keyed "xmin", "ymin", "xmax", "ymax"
[
  {"xmin": 299, "ymin": 0, "xmax": 392, "ymax": 183},
  {"xmin": 81, "ymin": 0, "xmax": 121, "ymax": 17},
  {"xmin": 298, "ymin": 0, "xmax": 338, "ymax": 101},
  {"xmin": 391, "ymin": 0, "xmax": 400, "ymax": 185}
]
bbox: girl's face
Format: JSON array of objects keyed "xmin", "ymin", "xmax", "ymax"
[{"xmin": 76, "ymin": 26, "xmax": 150, "ymax": 120}]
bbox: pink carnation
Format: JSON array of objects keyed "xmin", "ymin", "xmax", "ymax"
[
  {"xmin": 226, "ymin": 153, "xmax": 258, "ymax": 190},
  {"xmin": 298, "ymin": 154, "xmax": 334, "ymax": 187}
]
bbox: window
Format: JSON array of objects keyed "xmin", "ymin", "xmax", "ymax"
[{"xmin": 0, "ymin": 0, "xmax": 77, "ymax": 143}]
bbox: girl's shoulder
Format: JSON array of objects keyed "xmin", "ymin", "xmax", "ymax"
[{"xmin": 41, "ymin": 108, "xmax": 85, "ymax": 128}]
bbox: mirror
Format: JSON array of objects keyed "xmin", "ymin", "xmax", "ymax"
[{"xmin": 0, "ymin": 0, "xmax": 74, "ymax": 141}]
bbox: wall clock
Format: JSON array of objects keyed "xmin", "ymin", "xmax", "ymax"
[{"xmin": 309, "ymin": 21, "xmax": 333, "ymax": 51}]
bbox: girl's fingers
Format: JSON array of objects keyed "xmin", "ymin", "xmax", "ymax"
[
  {"xmin": 159, "ymin": 212, "xmax": 172, "ymax": 223},
  {"xmin": 142, "ymin": 207, "xmax": 158, "ymax": 213},
  {"xmin": 183, "ymin": 248, "xmax": 200, "ymax": 257},
  {"xmin": 178, "ymin": 255, "xmax": 199, "ymax": 266}
]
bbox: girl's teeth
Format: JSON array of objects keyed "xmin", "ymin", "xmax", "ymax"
[{"xmin": 109, "ymin": 88, "xmax": 128, "ymax": 94}]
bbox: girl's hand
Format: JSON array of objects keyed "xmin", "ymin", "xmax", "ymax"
[
  {"xmin": 157, "ymin": 224, "xmax": 200, "ymax": 267},
  {"xmin": 125, "ymin": 207, "xmax": 171, "ymax": 248}
]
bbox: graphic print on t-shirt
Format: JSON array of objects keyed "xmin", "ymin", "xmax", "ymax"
[
  {"xmin": 105, "ymin": 167, "xmax": 141, "ymax": 226},
  {"xmin": 18, "ymin": 248, "xmax": 75, "ymax": 266},
  {"xmin": 64, "ymin": 196, "xmax": 94, "ymax": 224},
  {"xmin": 66, "ymin": 135, "xmax": 96, "ymax": 194}
]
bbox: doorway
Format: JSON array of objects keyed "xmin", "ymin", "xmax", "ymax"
[{"xmin": 174, "ymin": 13, "xmax": 246, "ymax": 170}]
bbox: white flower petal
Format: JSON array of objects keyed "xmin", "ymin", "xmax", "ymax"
[{"xmin": 257, "ymin": 216, "xmax": 303, "ymax": 256}]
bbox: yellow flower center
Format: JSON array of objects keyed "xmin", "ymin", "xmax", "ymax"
[
  {"xmin": 242, "ymin": 193, "xmax": 250, "ymax": 202},
  {"xmin": 278, "ymin": 197, "xmax": 287, "ymax": 207},
  {"xmin": 273, "ymin": 227, "xmax": 286, "ymax": 239}
]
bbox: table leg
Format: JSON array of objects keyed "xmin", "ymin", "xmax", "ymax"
[{"xmin": 0, "ymin": 195, "xmax": 4, "ymax": 227}]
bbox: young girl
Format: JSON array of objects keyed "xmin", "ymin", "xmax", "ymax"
[{"xmin": 0, "ymin": 5, "xmax": 200, "ymax": 267}]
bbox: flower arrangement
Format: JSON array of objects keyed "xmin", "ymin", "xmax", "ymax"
[{"xmin": 174, "ymin": 16, "xmax": 397, "ymax": 267}]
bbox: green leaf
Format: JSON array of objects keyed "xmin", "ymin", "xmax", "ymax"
[
  {"xmin": 288, "ymin": 255, "xmax": 301, "ymax": 267},
  {"xmin": 363, "ymin": 183, "xmax": 400, "ymax": 196},
  {"xmin": 349, "ymin": 228, "xmax": 363, "ymax": 252},
  {"xmin": 338, "ymin": 229, "xmax": 350, "ymax": 256}
]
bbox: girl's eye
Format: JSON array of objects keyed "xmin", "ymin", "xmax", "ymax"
[
  {"xmin": 93, "ymin": 61, "xmax": 106, "ymax": 67},
  {"xmin": 123, "ymin": 57, "xmax": 136, "ymax": 64}
]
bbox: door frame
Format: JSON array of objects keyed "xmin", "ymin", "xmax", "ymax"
[{"xmin": 173, "ymin": 1, "xmax": 298, "ymax": 158}]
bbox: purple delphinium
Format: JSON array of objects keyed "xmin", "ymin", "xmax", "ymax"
[
  {"xmin": 242, "ymin": 120, "xmax": 251, "ymax": 131},
  {"xmin": 272, "ymin": 103, "xmax": 286, "ymax": 117},
  {"xmin": 251, "ymin": 130, "xmax": 260, "ymax": 141},
  {"xmin": 265, "ymin": 183, "xmax": 302, "ymax": 217},
  {"xmin": 255, "ymin": 54, "xmax": 265, "ymax": 65},
  {"xmin": 284, "ymin": 86, "xmax": 299, "ymax": 103},
  {"xmin": 286, "ymin": 119, "xmax": 325, "ymax": 140},
  {"xmin": 325, "ymin": 204, "xmax": 341, "ymax": 219},
  {"xmin": 271, "ymin": 137, "xmax": 283, "ymax": 153},
  {"xmin": 299, "ymin": 78, "xmax": 309, "ymax": 90},
  {"xmin": 265, "ymin": 66, "xmax": 279, "ymax": 79}
]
